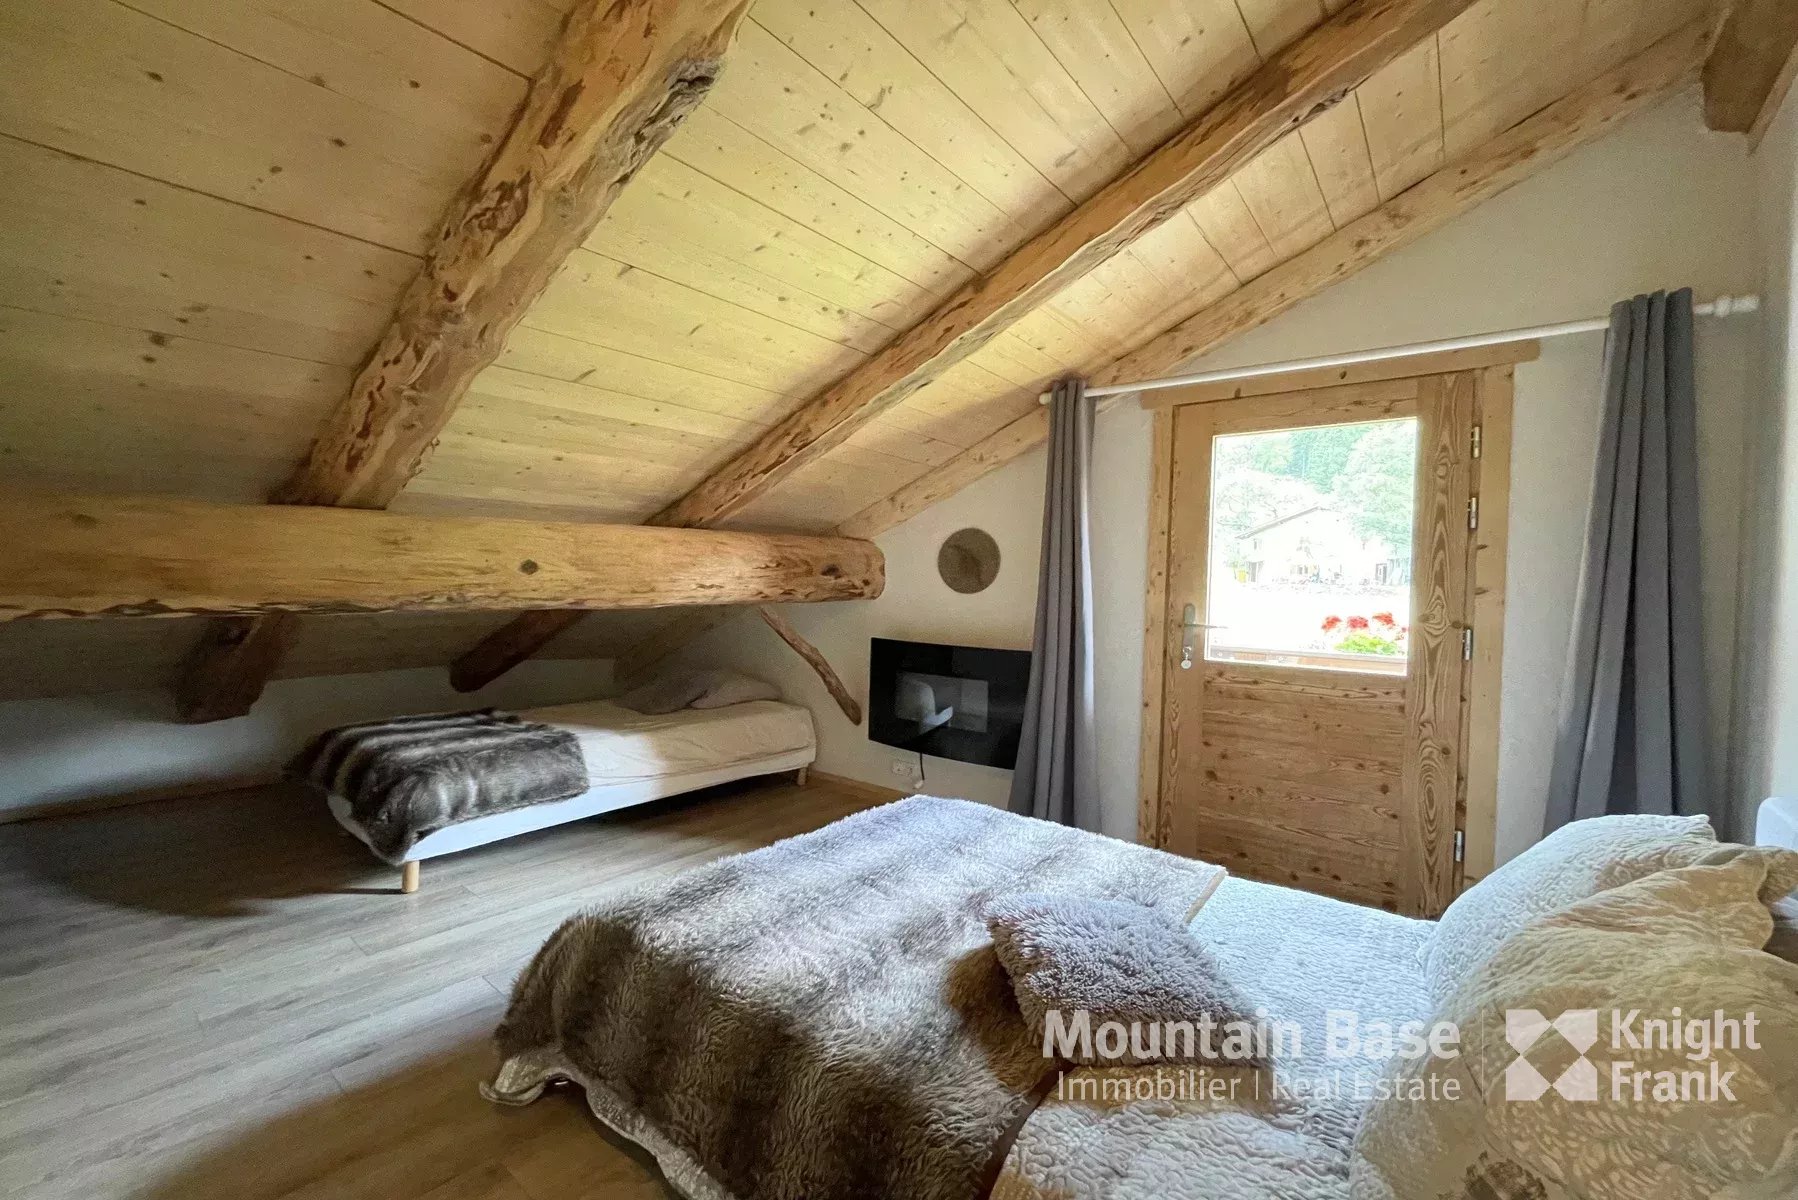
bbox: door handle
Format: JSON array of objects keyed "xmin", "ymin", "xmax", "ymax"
[{"xmin": 1179, "ymin": 604, "xmax": 1224, "ymax": 670}]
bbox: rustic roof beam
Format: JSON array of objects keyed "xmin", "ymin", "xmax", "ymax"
[
  {"xmin": 757, "ymin": 606, "xmax": 862, "ymax": 725},
  {"xmin": 284, "ymin": 0, "xmax": 751, "ymax": 508},
  {"xmin": 0, "ymin": 491, "xmax": 882, "ymax": 621},
  {"xmin": 174, "ymin": 0, "xmax": 751, "ymax": 720},
  {"xmin": 1702, "ymin": 0, "xmax": 1798, "ymax": 145}
]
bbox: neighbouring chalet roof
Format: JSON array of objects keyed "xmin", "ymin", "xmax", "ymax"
[
  {"xmin": 1241, "ymin": 505, "xmax": 1333, "ymax": 541},
  {"xmin": 0, "ymin": 0, "xmax": 1736, "ymax": 705}
]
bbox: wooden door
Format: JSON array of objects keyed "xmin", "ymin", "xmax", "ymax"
[{"xmin": 1144, "ymin": 366, "xmax": 1504, "ymax": 917}]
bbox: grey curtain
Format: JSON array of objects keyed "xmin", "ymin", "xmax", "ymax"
[
  {"xmin": 1009, "ymin": 376, "xmax": 1101, "ymax": 830},
  {"xmin": 1544, "ymin": 289, "xmax": 1711, "ymax": 833}
]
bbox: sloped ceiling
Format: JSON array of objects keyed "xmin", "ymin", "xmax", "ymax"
[{"xmin": 0, "ymin": 0, "xmax": 1706, "ymax": 698}]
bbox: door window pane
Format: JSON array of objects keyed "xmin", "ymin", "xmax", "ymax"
[{"xmin": 1207, "ymin": 417, "xmax": 1417, "ymax": 674}]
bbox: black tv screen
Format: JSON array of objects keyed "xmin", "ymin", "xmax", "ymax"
[{"xmin": 867, "ymin": 637, "xmax": 1031, "ymax": 770}]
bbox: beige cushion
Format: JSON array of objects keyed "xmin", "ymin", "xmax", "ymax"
[
  {"xmin": 985, "ymin": 893, "xmax": 1260, "ymax": 1067},
  {"xmin": 1423, "ymin": 814, "xmax": 1718, "ymax": 1007},
  {"xmin": 1353, "ymin": 846, "xmax": 1798, "ymax": 1200}
]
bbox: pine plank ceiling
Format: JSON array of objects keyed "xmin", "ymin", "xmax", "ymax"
[{"xmin": 0, "ymin": 0, "xmax": 1704, "ymax": 697}]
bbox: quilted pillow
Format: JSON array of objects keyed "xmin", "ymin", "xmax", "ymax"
[
  {"xmin": 1423, "ymin": 813, "xmax": 1718, "ymax": 1007},
  {"xmin": 986, "ymin": 893, "xmax": 1262, "ymax": 1067},
  {"xmin": 1352, "ymin": 846, "xmax": 1798, "ymax": 1200}
]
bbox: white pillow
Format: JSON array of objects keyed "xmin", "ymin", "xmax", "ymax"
[
  {"xmin": 614, "ymin": 670, "xmax": 711, "ymax": 715},
  {"xmin": 1355, "ymin": 847, "xmax": 1798, "ymax": 1200},
  {"xmin": 1423, "ymin": 814, "xmax": 1718, "ymax": 1008},
  {"xmin": 689, "ymin": 671, "xmax": 779, "ymax": 709},
  {"xmin": 616, "ymin": 670, "xmax": 779, "ymax": 714}
]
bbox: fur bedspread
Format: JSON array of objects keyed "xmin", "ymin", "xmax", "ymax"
[
  {"xmin": 485, "ymin": 796, "xmax": 1226, "ymax": 1200},
  {"xmin": 288, "ymin": 709, "xmax": 586, "ymax": 863}
]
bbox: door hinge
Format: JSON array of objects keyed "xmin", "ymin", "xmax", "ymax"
[
  {"xmin": 1467, "ymin": 495, "xmax": 1480, "ymax": 530},
  {"xmin": 1453, "ymin": 830, "xmax": 1466, "ymax": 863},
  {"xmin": 1462, "ymin": 627, "xmax": 1474, "ymax": 661},
  {"xmin": 1470, "ymin": 424, "xmax": 1483, "ymax": 459}
]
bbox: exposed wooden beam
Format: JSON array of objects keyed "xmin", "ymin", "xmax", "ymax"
[
  {"xmin": 282, "ymin": 0, "xmax": 751, "ymax": 509},
  {"xmin": 448, "ymin": 609, "xmax": 589, "ymax": 693},
  {"xmin": 1703, "ymin": 0, "xmax": 1798, "ymax": 142},
  {"xmin": 758, "ymin": 606, "xmax": 862, "ymax": 725},
  {"xmin": 175, "ymin": 0, "xmax": 751, "ymax": 720},
  {"xmin": 173, "ymin": 615, "xmax": 302, "ymax": 725},
  {"xmin": 0, "ymin": 492, "xmax": 884, "ymax": 621},
  {"xmin": 834, "ymin": 22, "xmax": 1707, "ymax": 542},
  {"xmin": 647, "ymin": 0, "xmax": 1478, "ymax": 532}
]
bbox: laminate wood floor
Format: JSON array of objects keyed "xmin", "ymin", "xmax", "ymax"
[{"xmin": 0, "ymin": 776, "xmax": 885, "ymax": 1199}]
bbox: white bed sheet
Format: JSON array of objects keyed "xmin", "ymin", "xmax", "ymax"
[{"xmin": 517, "ymin": 698, "xmax": 816, "ymax": 785}]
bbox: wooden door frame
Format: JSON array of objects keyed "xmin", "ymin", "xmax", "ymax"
[{"xmin": 1137, "ymin": 341, "xmax": 1530, "ymax": 891}]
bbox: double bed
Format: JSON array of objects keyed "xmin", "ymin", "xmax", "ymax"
[
  {"xmin": 483, "ymin": 796, "xmax": 1798, "ymax": 1200},
  {"xmin": 305, "ymin": 698, "xmax": 817, "ymax": 891}
]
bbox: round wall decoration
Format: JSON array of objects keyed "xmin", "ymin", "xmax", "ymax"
[{"xmin": 937, "ymin": 527, "xmax": 1001, "ymax": 594}]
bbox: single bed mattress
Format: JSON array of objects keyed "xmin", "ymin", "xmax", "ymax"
[
  {"xmin": 310, "ymin": 699, "xmax": 817, "ymax": 864},
  {"xmin": 516, "ymin": 698, "xmax": 816, "ymax": 785}
]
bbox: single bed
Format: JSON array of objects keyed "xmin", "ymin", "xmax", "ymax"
[{"xmin": 314, "ymin": 698, "xmax": 816, "ymax": 891}]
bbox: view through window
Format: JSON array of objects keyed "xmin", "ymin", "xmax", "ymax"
[{"xmin": 1206, "ymin": 417, "xmax": 1418, "ymax": 674}]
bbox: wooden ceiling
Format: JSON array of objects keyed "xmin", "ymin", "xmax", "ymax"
[{"xmin": 0, "ymin": 0, "xmax": 1711, "ymax": 701}]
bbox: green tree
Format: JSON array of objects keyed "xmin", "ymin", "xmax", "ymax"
[
  {"xmin": 1286, "ymin": 423, "xmax": 1364, "ymax": 492},
  {"xmin": 1330, "ymin": 421, "xmax": 1417, "ymax": 551}
]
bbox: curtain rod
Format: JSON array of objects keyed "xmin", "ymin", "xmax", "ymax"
[{"xmin": 1040, "ymin": 294, "xmax": 1761, "ymax": 404}]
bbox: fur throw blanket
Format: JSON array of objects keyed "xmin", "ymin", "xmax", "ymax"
[
  {"xmin": 288, "ymin": 709, "xmax": 586, "ymax": 863},
  {"xmin": 485, "ymin": 796, "xmax": 1226, "ymax": 1200}
]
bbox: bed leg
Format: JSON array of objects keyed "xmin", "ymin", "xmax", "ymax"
[
  {"xmin": 794, "ymin": 766, "xmax": 808, "ymax": 787},
  {"xmin": 400, "ymin": 861, "xmax": 420, "ymax": 895}
]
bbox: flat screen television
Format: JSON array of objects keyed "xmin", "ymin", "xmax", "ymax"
[{"xmin": 867, "ymin": 637, "xmax": 1031, "ymax": 769}]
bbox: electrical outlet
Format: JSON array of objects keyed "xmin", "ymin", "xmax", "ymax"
[{"xmin": 889, "ymin": 760, "xmax": 913, "ymax": 778}]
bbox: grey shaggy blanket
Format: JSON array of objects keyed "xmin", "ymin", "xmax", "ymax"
[
  {"xmin": 288, "ymin": 709, "xmax": 586, "ymax": 863},
  {"xmin": 485, "ymin": 796, "xmax": 1226, "ymax": 1200}
]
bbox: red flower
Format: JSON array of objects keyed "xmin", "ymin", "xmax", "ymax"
[
  {"xmin": 1321, "ymin": 616, "xmax": 1343, "ymax": 633},
  {"xmin": 1372, "ymin": 611, "xmax": 1397, "ymax": 628},
  {"xmin": 1346, "ymin": 616, "xmax": 1370, "ymax": 631}
]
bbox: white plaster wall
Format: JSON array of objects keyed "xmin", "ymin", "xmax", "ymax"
[
  {"xmin": 680, "ymin": 455, "xmax": 1047, "ymax": 805},
  {"xmin": 682, "ymin": 93, "xmax": 1761, "ymax": 859},
  {"xmin": 0, "ymin": 660, "xmax": 612, "ymax": 814},
  {"xmin": 1731, "ymin": 82, "xmax": 1798, "ymax": 837}
]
